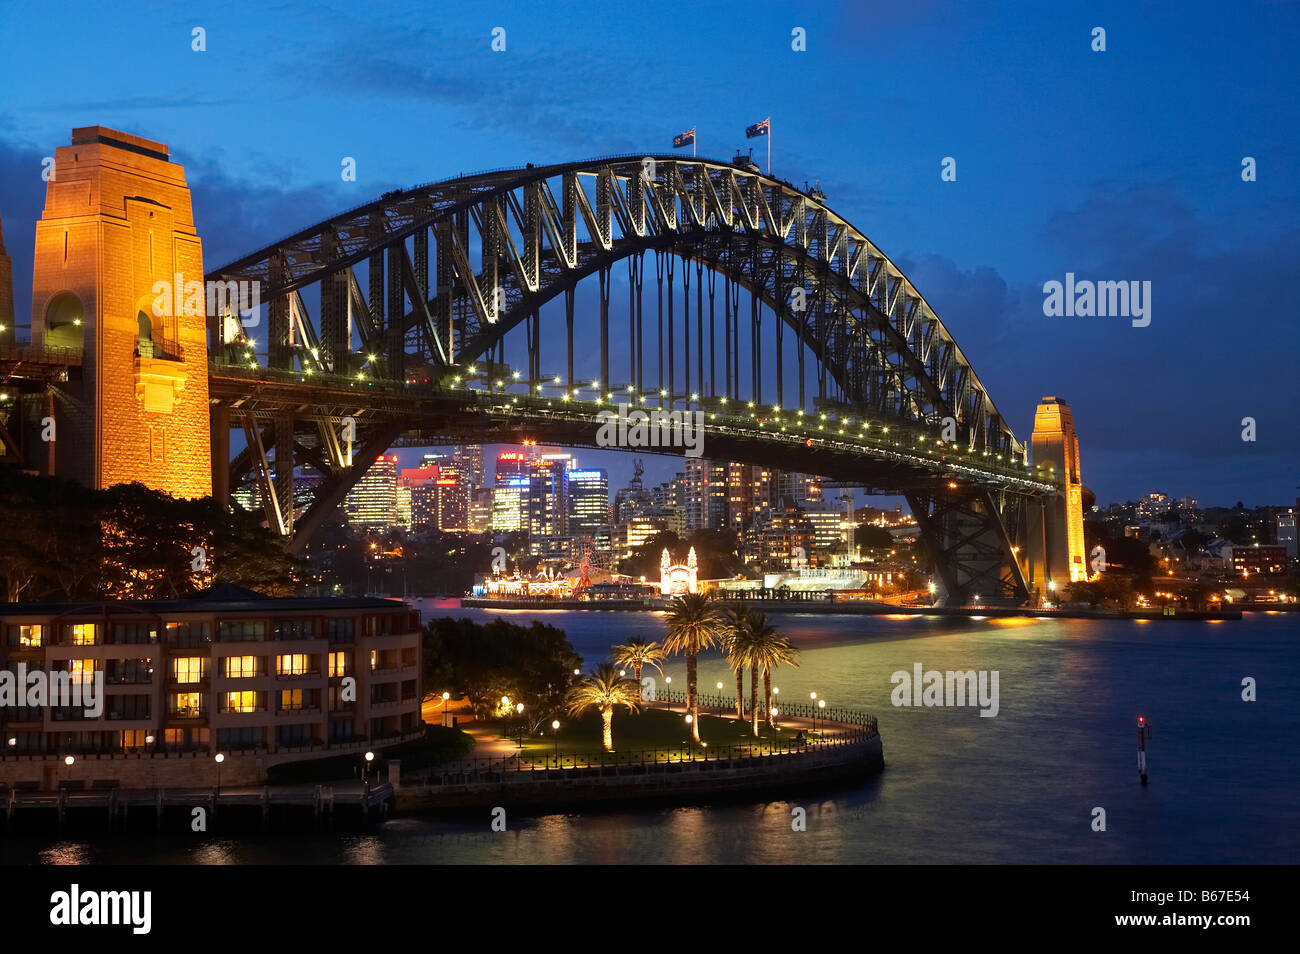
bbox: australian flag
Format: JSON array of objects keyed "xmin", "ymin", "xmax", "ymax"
[
  {"xmin": 673, "ymin": 127, "xmax": 695, "ymax": 148},
  {"xmin": 745, "ymin": 118, "xmax": 770, "ymax": 138}
]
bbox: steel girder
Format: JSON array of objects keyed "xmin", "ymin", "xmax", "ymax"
[
  {"xmin": 208, "ymin": 155, "xmax": 1022, "ymax": 459},
  {"xmin": 207, "ymin": 157, "xmax": 1051, "ymax": 595}
]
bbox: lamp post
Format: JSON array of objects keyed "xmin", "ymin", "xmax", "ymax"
[
  {"xmin": 515, "ymin": 702, "xmax": 525, "ymax": 753},
  {"xmin": 715, "ymin": 681, "xmax": 723, "ymax": 717},
  {"xmin": 363, "ymin": 750, "xmax": 374, "ymax": 791},
  {"xmin": 818, "ymin": 698, "xmax": 826, "ymax": 737},
  {"xmin": 1047, "ymin": 579, "xmax": 1057, "ymax": 608},
  {"xmin": 551, "ymin": 719, "xmax": 560, "ymax": 767},
  {"xmin": 684, "ymin": 714, "xmax": 693, "ymax": 760},
  {"xmin": 438, "ymin": 691, "xmax": 450, "ymax": 727},
  {"xmin": 214, "ymin": 752, "xmax": 225, "ymax": 795}
]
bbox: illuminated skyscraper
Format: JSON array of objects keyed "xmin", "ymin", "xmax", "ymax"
[
  {"xmin": 1027, "ymin": 397, "xmax": 1087, "ymax": 589},
  {"xmin": 345, "ymin": 454, "xmax": 398, "ymax": 529},
  {"xmin": 569, "ymin": 469, "xmax": 610, "ymax": 537}
]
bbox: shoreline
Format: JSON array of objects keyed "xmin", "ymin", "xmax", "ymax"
[{"xmin": 457, "ymin": 596, "xmax": 1245, "ymax": 621}]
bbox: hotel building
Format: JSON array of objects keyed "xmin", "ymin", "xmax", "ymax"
[{"xmin": 0, "ymin": 588, "xmax": 422, "ymax": 787}]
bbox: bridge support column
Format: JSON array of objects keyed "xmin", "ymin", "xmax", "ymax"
[
  {"xmin": 211, "ymin": 404, "xmax": 230, "ymax": 508},
  {"xmin": 907, "ymin": 483, "xmax": 1031, "ymax": 607}
]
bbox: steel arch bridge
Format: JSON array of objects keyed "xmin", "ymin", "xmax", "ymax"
[{"xmin": 206, "ymin": 154, "xmax": 1059, "ymax": 605}]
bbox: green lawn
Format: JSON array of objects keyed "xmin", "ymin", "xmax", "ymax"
[{"xmin": 507, "ymin": 706, "xmax": 800, "ymax": 766}]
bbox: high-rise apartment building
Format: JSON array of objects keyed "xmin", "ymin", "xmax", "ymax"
[
  {"xmin": 569, "ymin": 469, "xmax": 610, "ymax": 537},
  {"xmin": 345, "ymin": 455, "xmax": 398, "ymax": 530}
]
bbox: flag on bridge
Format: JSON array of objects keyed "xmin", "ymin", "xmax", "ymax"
[
  {"xmin": 745, "ymin": 118, "xmax": 770, "ymax": 138},
  {"xmin": 673, "ymin": 127, "xmax": 695, "ymax": 148}
]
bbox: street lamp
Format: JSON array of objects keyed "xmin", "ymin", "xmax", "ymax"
[
  {"xmin": 1047, "ymin": 579, "xmax": 1057, "ymax": 607},
  {"xmin": 818, "ymin": 698, "xmax": 826, "ymax": 736},
  {"xmin": 363, "ymin": 750, "xmax": 375, "ymax": 790},
  {"xmin": 214, "ymin": 752, "xmax": 225, "ymax": 795},
  {"xmin": 438, "ymin": 690, "xmax": 451, "ymax": 727},
  {"xmin": 716, "ymin": 681, "xmax": 724, "ymax": 717},
  {"xmin": 515, "ymin": 702, "xmax": 525, "ymax": 752},
  {"xmin": 551, "ymin": 719, "xmax": 561, "ymax": 766},
  {"xmin": 684, "ymin": 714, "xmax": 694, "ymax": 760}
]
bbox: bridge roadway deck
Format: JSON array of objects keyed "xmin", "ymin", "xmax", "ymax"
[{"xmin": 209, "ymin": 362, "xmax": 1057, "ymax": 497}]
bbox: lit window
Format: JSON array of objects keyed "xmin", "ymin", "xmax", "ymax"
[
  {"xmin": 276, "ymin": 654, "xmax": 309, "ymax": 676},
  {"xmin": 328, "ymin": 651, "xmax": 350, "ymax": 677},
  {"xmin": 69, "ymin": 623, "xmax": 97, "ymax": 646},
  {"xmin": 224, "ymin": 690, "xmax": 259, "ymax": 713},
  {"xmin": 224, "ymin": 655, "xmax": 259, "ymax": 678},
  {"xmin": 68, "ymin": 658, "xmax": 96, "ymax": 684},
  {"xmin": 280, "ymin": 689, "xmax": 305, "ymax": 711},
  {"xmin": 173, "ymin": 657, "xmax": 207, "ymax": 683}
]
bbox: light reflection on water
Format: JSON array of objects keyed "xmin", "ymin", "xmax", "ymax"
[{"xmin": 2, "ymin": 609, "xmax": 1295, "ymax": 864}]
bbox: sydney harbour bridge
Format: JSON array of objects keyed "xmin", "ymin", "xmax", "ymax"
[{"xmin": 2, "ymin": 128, "xmax": 1077, "ymax": 607}]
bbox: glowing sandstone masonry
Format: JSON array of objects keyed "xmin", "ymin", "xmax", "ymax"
[{"xmin": 30, "ymin": 127, "xmax": 211, "ymax": 497}]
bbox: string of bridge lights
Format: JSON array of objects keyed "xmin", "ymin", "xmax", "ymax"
[{"xmin": 243, "ymin": 349, "xmax": 1058, "ymax": 485}]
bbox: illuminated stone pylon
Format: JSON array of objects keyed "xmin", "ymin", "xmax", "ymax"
[
  {"xmin": 1026, "ymin": 397, "xmax": 1086, "ymax": 594},
  {"xmin": 30, "ymin": 127, "xmax": 211, "ymax": 496}
]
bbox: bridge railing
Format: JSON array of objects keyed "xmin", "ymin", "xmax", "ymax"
[{"xmin": 0, "ymin": 343, "xmax": 84, "ymax": 365}]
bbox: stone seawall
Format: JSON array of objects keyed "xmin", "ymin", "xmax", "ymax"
[{"xmin": 395, "ymin": 734, "xmax": 883, "ymax": 814}]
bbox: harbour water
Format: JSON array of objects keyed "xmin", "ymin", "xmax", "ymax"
[{"xmin": 3, "ymin": 606, "xmax": 1295, "ymax": 864}]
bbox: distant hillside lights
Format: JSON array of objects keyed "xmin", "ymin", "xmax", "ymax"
[{"xmin": 1042, "ymin": 273, "xmax": 1151, "ymax": 328}]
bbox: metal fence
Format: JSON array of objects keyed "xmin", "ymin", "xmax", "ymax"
[
  {"xmin": 648, "ymin": 688, "xmax": 877, "ymax": 734},
  {"xmin": 404, "ymin": 694, "xmax": 878, "ymax": 784}
]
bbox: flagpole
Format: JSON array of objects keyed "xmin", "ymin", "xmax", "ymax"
[{"xmin": 768, "ymin": 119, "xmax": 771, "ymax": 175}]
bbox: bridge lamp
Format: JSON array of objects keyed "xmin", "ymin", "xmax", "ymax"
[
  {"xmin": 469, "ymin": 365, "xmax": 478, "ymax": 373},
  {"xmin": 692, "ymin": 393, "xmax": 700, "ymax": 401},
  {"xmin": 748, "ymin": 401, "xmax": 755, "ymax": 409},
  {"xmin": 660, "ymin": 389, "xmax": 667, "ymax": 396},
  {"xmin": 367, "ymin": 354, "xmax": 376, "ymax": 362},
  {"xmin": 73, "ymin": 318, "xmax": 82, "ymax": 326},
  {"xmin": 592, "ymin": 380, "xmax": 600, "ymax": 388},
  {"xmin": 720, "ymin": 396, "xmax": 728, "ymax": 404}
]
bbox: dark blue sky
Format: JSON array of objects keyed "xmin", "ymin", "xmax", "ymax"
[{"xmin": 1, "ymin": 0, "xmax": 1296, "ymax": 507}]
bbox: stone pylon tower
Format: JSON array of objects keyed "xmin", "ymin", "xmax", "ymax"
[
  {"xmin": 30, "ymin": 127, "xmax": 211, "ymax": 496},
  {"xmin": 1026, "ymin": 397, "xmax": 1086, "ymax": 594},
  {"xmin": 0, "ymin": 211, "xmax": 14, "ymax": 347}
]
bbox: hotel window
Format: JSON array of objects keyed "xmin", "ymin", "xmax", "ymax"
[
  {"xmin": 279, "ymin": 689, "xmax": 306, "ymax": 711},
  {"xmin": 108, "ymin": 694, "xmax": 151, "ymax": 720},
  {"xmin": 325, "ymin": 618, "xmax": 355, "ymax": 643},
  {"xmin": 276, "ymin": 723, "xmax": 312, "ymax": 747},
  {"xmin": 166, "ymin": 621, "xmax": 211, "ymax": 647},
  {"xmin": 217, "ymin": 727, "xmax": 261, "ymax": 751},
  {"xmin": 223, "ymin": 655, "xmax": 260, "ymax": 678},
  {"xmin": 67, "ymin": 658, "xmax": 97, "ymax": 684},
  {"xmin": 111, "ymin": 622, "xmax": 158, "ymax": 644},
  {"xmin": 328, "ymin": 685, "xmax": 354, "ymax": 710},
  {"xmin": 67, "ymin": 623, "xmax": 98, "ymax": 646},
  {"xmin": 274, "ymin": 618, "xmax": 317, "ymax": 640},
  {"xmin": 6, "ymin": 624, "xmax": 43, "ymax": 648},
  {"xmin": 328, "ymin": 651, "xmax": 351, "ymax": 677},
  {"xmin": 218, "ymin": 620, "xmax": 265, "ymax": 641},
  {"xmin": 171, "ymin": 692, "xmax": 203, "ymax": 717},
  {"xmin": 173, "ymin": 656, "xmax": 207, "ymax": 683},
  {"xmin": 223, "ymin": 690, "xmax": 261, "ymax": 713},
  {"xmin": 120, "ymin": 730, "xmax": 151, "ymax": 750},
  {"xmin": 370, "ymin": 650, "xmax": 378, "ymax": 671},
  {"xmin": 276, "ymin": 653, "xmax": 310, "ymax": 676}
]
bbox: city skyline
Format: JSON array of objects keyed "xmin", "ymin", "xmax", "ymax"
[{"xmin": 0, "ymin": 0, "xmax": 1295, "ymax": 506}]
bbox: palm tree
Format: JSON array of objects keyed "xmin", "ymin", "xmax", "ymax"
[
  {"xmin": 565, "ymin": 663, "xmax": 642, "ymax": 752},
  {"xmin": 755, "ymin": 631, "xmax": 800, "ymax": 728},
  {"xmin": 663, "ymin": 593, "xmax": 723, "ymax": 742},
  {"xmin": 724, "ymin": 607, "xmax": 769, "ymax": 736},
  {"xmin": 611, "ymin": 637, "xmax": 666, "ymax": 689},
  {"xmin": 723, "ymin": 604, "xmax": 752, "ymax": 721}
]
